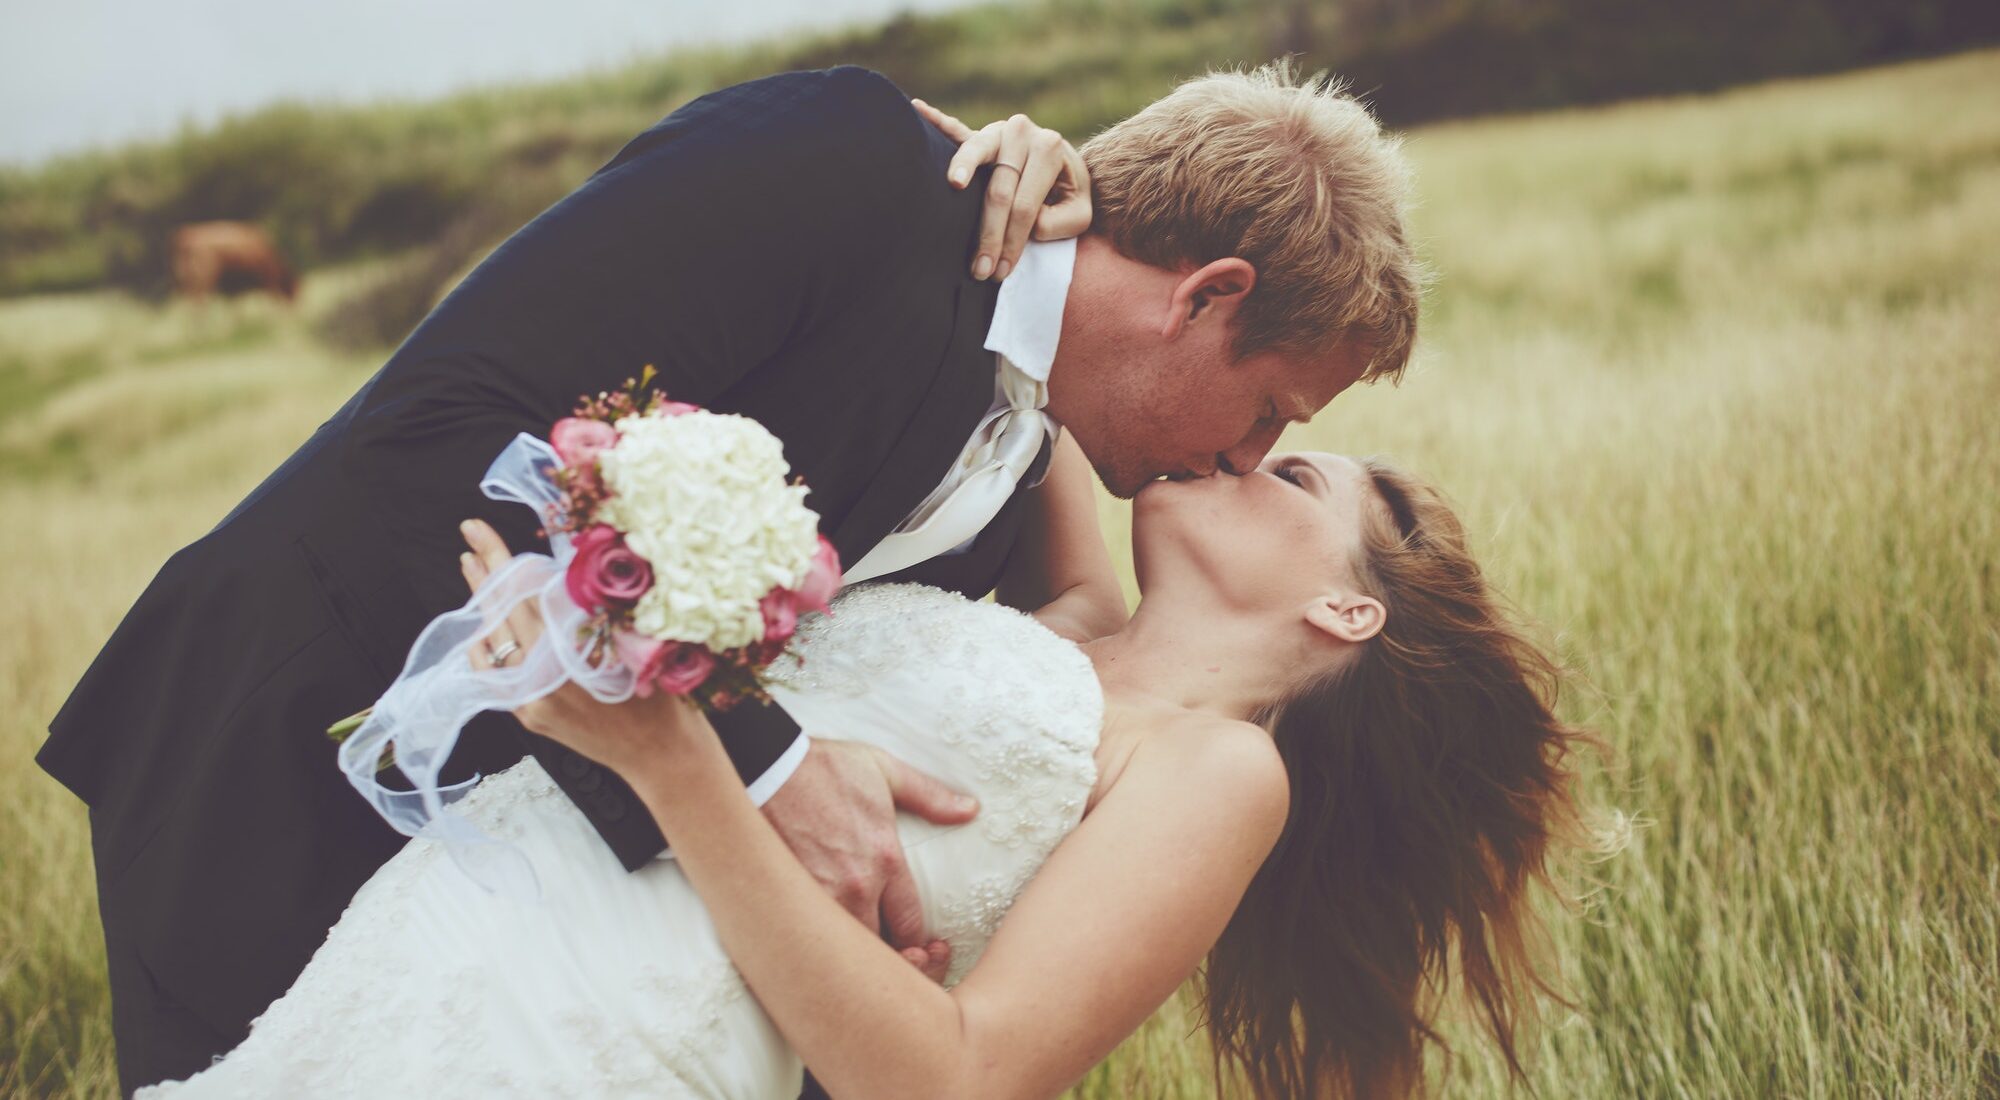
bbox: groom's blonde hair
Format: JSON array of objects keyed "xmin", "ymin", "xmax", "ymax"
[{"xmin": 1081, "ymin": 61, "xmax": 1422, "ymax": 381}]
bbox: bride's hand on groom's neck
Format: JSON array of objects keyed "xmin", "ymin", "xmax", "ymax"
[{"xmin": 913, "ymin": 97, "xmax": 1090, "ymax": 282}]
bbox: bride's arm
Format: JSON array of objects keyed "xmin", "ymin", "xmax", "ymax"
[
  {"xmin": 516, "ymin": 684, "xmax": 1286, "ymax": 1100},
  {"xmin": 997, "ymin": 432, "xmax": 1128, "ymax": 643}
]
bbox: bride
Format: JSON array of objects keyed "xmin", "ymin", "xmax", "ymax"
[{"xmin": 141, "ymin": 444, "xmax": 1593, "ymax": 1099}]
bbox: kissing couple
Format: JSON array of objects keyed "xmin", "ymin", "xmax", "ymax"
[{"xmin": 44, "ymin": 62, "xmax": 1594, "ymax": 1099}]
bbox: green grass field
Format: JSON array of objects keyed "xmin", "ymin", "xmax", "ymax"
[{"xmin": 5, "ymin": 50, "xmax": 1997, "ymax": 1098}]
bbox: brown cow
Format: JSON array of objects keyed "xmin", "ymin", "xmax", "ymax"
[{"xmin": 171, "ymin": 221, "xmax": 299, "ymax": 303}]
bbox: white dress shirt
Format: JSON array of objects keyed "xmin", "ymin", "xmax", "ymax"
[{"xmin": 745, "ymin": 237, "xmax": 1077, "ymax": 805}]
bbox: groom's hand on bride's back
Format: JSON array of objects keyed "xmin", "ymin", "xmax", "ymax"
[{"xmin": 761, "ymin": 739, "xmax": 978, "ymax": 985}]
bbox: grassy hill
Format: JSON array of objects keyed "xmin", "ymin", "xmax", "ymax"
[
  {"xmin": 3, "ymin": 0, "xmax": 1993, "ymax": 303},
  {"xmin": 4, "ymin": 48, "xmax": 1999, "ymax": 1098}
]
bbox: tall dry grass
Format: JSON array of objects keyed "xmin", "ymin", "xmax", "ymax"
[
  {"xmin": 1081, "ymin": 49, "xmax": 2000, "ymax": 1098},
  {"xmin": 5, "ymin": 51, "xmax": 1998, "ymax": 1098}
]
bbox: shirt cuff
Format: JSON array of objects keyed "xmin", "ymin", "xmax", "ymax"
[
  {"xmin": 654, "ymin": 732, "xmax": 811, "ymax": 863},
  {"xmin": 744, "ymin": 731, "xmax": 812, "ymax": 807}
]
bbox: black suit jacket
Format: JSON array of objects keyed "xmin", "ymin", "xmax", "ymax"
[{"xmin": 40, "ymin": 66, "xmax": 1030, "ymax": 1069}]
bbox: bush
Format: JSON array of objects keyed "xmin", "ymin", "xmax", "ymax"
[{"xmin": 315, "ymin": 172, "xmax": 569, "ymax": 351}]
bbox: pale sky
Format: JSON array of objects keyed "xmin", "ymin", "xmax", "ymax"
[{"xmin": 0, "ymin": 0, "xmax": 990, "ymax": 167}]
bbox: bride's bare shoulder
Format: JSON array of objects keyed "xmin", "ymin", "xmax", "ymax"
[{"xmin": 1089, "ymin": 703, "xmax": 1289, "ymax": 839}]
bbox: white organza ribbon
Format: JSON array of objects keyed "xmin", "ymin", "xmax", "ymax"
[{"xmin": 337, "ymin": 433, "xmax": 639, "ymax": 896}]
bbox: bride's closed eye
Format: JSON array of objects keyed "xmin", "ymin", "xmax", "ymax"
[{"xmin": 1273, "ymin": 463, "xmax": 1306, "ymax": 488}]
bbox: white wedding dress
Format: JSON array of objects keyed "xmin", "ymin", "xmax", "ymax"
[{"xmin": 139, "ymin": 583, "xmax": 1103, "ymax": 1098}]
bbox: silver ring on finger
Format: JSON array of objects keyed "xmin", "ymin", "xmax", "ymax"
[
  {"xmin": 990, "ymin": 161, "xmax": 1023, "ymax": 175},
  {"xmin": 487, "ymin": 638, "xmax": 522, "ymax": 666}
]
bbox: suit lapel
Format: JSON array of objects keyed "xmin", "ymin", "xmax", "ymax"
[{"xmin": 828, "ymin": 277, "xmax": 1001, "ymax": 569}]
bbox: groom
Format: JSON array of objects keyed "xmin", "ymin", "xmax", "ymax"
[{"xmin": 42, "ymin": 63, "xmax": 1419, "ymax": 1093}]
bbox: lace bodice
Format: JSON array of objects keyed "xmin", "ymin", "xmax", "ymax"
[
  {"xmin": 141, "ymin": 583, "xmax": 1103, "ymax": 1098},
  {"xmin": 767, "ymin": 582, "xmax": 1103, "ymax": 983}
]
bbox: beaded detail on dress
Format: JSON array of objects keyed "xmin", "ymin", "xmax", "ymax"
[{"xmin": 768, "ymin": 583, "xmax": 1102, "ymax": 983}]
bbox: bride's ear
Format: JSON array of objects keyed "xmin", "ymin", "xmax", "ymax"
[{"xmin": 1303, "ymin": 594, "xmax": 1385, "ymax": 644}]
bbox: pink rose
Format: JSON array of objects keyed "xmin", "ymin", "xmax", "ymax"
[
  {"xmin": 793, "ymin": 536, "xmax": 842, "ymax": 613},
  {"xmin": 566, "ymin": 525, "xmax": 652, "ymax": 610},
  {"xmin": 551, "ymin": 417, "xmax": 618, "ymax": 469},
  {"xmin": 759, "ymin": 589, "xmax": 798, "ymax": 645},
  {"xmin": 613, "ymin": 633, "xmax": 713, "ymax": 697},
  {"xmin": 650, "ymin": 642, "xmax": 715, "ymax": 697},
  {"xmin": 658, "ymin": 400, "xmax": 699, "ymax": 417},
  {"xmin": 613, "ymin": 629, "xmax": 666, "ymax": 685}
]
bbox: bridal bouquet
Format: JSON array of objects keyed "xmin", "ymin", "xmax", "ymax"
[
  {"xmin": 324, "ymin": 369, "xmax": 845, "ymax": 891},
  {"xmin": 546, "ymin": 372, "xmax": 841, "ymax": 707},
  {"xmin": 329, "ymin": 371, "xmax": 842, "ymax": 865}
]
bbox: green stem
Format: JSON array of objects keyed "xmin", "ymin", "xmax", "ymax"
[
  {"xmin": 326, "ymin": 707, "xmax": 373, "ymax": 742},
  {"xmin": 326, "ymin": 707, "xmax": 396, "ymax": 774}
]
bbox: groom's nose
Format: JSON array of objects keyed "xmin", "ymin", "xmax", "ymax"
[{"xmin": 1217, "ymin": 424, "xmax": 1283, "ymax": 477}]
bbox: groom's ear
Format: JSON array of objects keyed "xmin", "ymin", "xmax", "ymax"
[
  {"xmin": 1303, "ymin": 594, "xmax": 1385, "ymax": 644},
  {"xmin": 1161, "ymin": 257, "xmax": 1258, "ymax": 341}
]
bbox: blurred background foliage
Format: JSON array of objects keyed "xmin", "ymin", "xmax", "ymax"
[{"xmin": 2, "ymin": 0, "xmax": 1995, "ymax": 331}]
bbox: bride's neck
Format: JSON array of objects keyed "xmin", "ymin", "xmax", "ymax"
[{"xmin": 1080, "ymin": 601, "xmax": 1282, "ymax": 723}]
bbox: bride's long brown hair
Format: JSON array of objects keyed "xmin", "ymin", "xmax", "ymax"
[{"xmin": 1200, "ymin": 458, "xmax": 1598, "ymax": 1098}]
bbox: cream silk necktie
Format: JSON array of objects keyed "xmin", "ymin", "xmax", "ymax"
[{"xmin": 843, "ymin": 356, "xmax": 1055, "ymax": 584}]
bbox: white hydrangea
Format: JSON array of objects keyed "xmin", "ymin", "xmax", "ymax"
[{"xmin": 597, "ymin": 409, "xmax": 821, "ymax": 651}]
